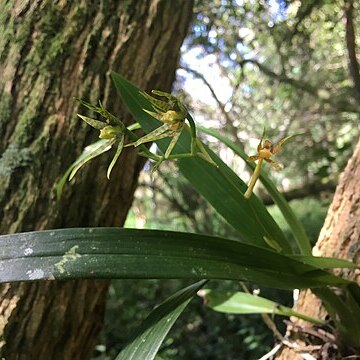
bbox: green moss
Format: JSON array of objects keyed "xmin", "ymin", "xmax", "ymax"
[
  {"xmin": 0, "ymin": 4, "xmax": 12, "ymax": 62},
  {"xmin": 0, "ymin": 144, "xmax": 31, "ymax": 177},
  {"xmin": 42, "ymin": 35, "xmax": 69, "ymax": 69},
  {"xmin": 31, "ymin": 4, "xmax": 89, "ymax": 73},
  {"xmin": 123, "ymin": 0, "xmax": 134, "ymax": 13},
  {"xmin": 27, "ymin": 3, "xmax": 67, "ymax": 71},
  {"xmin": 41, "ymin": 4, "xmax": 65, "ymax": 34},
  {"xmin": 12, "ymin": 81, "xmax": 47, "ymax": 145},
  {"xmin": 32, "ymin": 114, "xmax": 58, "ymax": 156},
  {"xmin": 0, "ymin": 92, "xmax": 12, "ymax": 129}
]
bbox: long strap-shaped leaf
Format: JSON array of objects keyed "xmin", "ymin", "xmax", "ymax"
[
  {"xmin": 116, "ymin": 280, "xmax": 206, "ymax": 360},
  {"xmin": 0, "ymin": 228, "xmax": 353, "ymax": 289},
  {"xmin": 200, "ymin": 289, "xmax": 325, "ymax": 324},
  {"xmin": 110, "ymin": 72, "xmax": 291, "ymax": 253}
]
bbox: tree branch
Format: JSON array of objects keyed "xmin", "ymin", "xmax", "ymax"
[
  {"xmin": 180, "ymin": 65, "xmax": 245, "ymax": 147},
  {"xmin": 247, "ymin": 59, "xmax": 318, "ymax": 94},
  {"xmin": 344, "ymin": 0, "xmax": 360, "ymax": 101},
  {"xmin": 239, "ymin": 59, "xmax": 360, "ymax": 113},
  {"xmin": 289, "ymin": 0, "xmax": 323, "ymax": 40},
  {"xmin": 180, "ymin": 65, "xmax": 233, "ymax": 125}
]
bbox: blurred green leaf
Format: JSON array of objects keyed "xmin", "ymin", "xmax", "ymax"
[
  {"xmin": 56, "ymin": 139, "xmax": 113, "ymax": 198},
  {"xmin": 0, "ymin": 228, "xmax": 351, "ymax": 289},
  {"xmin": 289, "ymin": 255, "xmax": 359, "ymax": 270},
  {"xmin": 200, "ymin": 289, "xmax": 325, "ymax": 324},
  {"xmin": 116, "ymin": 280, "xmax": 206, "ymax": 360}
]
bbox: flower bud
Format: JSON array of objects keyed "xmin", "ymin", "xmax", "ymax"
[{"xmin": 99, "ymin": 125, "xmax": 123, "ymax": 139}]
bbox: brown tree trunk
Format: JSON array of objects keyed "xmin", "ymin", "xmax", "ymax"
[
  {"xmin": 0, "ymin": 1, "xmax": 193, "ymax": 359},
  {"xmin": 345, "ymin": 0, "xmax": 360, "ymax": 101},
  {"xmin": 277, "ymin": 137, "xmax": 360, "ymax": 359}
]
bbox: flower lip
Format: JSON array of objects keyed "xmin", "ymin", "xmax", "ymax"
[
  {"xmin": 99, "ymin": 125, "xmax": 124, "ymax": 139},
  {"xmin": 263, "ymin": 140, "xmax": 272, "ymax": 149}
]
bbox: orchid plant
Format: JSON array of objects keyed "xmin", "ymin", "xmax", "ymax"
[
  {"xmin": 2, "ymin": 73, "xmax": 359, "ymax": 360},
  {"xmin": 62, "ymin": 90, "xmax": 216, "ymax": 184}
]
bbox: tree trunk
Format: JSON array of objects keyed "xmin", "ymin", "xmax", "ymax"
[
  {"xmin": 0, "ymin": 1, "xmax": 193, "ymax": 359},
  {"xmin": 277, "ymin": 137, "xmax": 360, "ymax": 359}
]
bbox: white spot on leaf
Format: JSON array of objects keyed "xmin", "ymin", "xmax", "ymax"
[
  {"xmin": 24, "ymin": 248, "xmax": 33, "ymax": 256},
  {"xmin": 26, "ymin": 268, "xmax": 45, "ymax": 280}
]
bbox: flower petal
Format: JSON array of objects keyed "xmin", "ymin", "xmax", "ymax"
[{"xmin": 107, "ymin": 135, "xmax": 125, "ymax": 179}]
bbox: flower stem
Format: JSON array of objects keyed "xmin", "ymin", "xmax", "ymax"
[{"xmin": 244, "ymin": 158, "xmax": 263, "ymax": 199}]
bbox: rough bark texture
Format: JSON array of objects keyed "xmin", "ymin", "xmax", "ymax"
[
  {"xmin": 345, "ymin": 0, "xmax": 360, "ymax": 101},
  {"xmin": 0, "ymin": 1, "xmax": 193, "ymax": 359},
  {"xmin": 277, "ymin": 138, "xmax": 360, "ymax": 359}
]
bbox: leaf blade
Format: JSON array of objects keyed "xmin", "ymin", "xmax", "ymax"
[
  {"xmin": 0, "ymin": 228, "xmax": 351, "ymax": 289},
  {"xmin": 116, "ymin": 281, "xmax": 206, "ymax": 360},
  {"xmin": 200, "ymin": 290, "xmax": 325, "ymax": 324}
]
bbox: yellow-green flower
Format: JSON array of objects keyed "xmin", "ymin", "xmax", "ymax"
[
  {"xmin": 244, "ymin": 129, "xmax": 292, "ymax": 199},
  {"xmin": 126, "ymin": 90, "xmax": 188, "ymax": 160},
  {"xmin": 69, "ymin": 100, "xmax": 125, "ymax": 180}
]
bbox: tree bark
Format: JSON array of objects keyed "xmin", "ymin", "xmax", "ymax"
[
  {"xmin": 345, "ymin": 0, "xmax": 360, "ymax": 101},
  {"xmin": 0, "ymin": 1, "xmax": 193, "ymax": 359},
  {"xmin": 277, "ymin": 137, "xmax": 360, "ymax": 359}
]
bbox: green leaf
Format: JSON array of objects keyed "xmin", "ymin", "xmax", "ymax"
[
  {"xmin": 68, "ymin": 139, "xmax": 115, "ymax": 181},
  {"xmin": 200, "ymin": 289, "xmax": 325, "ymax": 324},
  {"xmin": 197, "ymin": 125, "xmax": 312, "ymax": 255},
  {"xmin": 77, "ymin": 114, "xmax": 107, "ymax": 129},
  {"xmin": 289, "ymin": 255, "xmax": 359, "ymax": 270},
  {"xmin": 56, "ymin": 139, "xmax": 113, "ymax": 199},
  {"xmin": 107, "ymin": 135, "xmax": 124, "ymax": 179},
  {"xmin": 116, "ymin": 281, "xmax": 206, "ymax": 360},
  {"xmin": 110, "ymin": 72, "xmax": 292, "ymax": 253},
  {"xmin": 0, "ymin": 228, "xmax": 351, "ymax": 289}
]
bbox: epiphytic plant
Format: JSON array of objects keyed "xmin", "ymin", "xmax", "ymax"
[
  {"xmin": 1, "ymin": 73, "xmax": 359, "ymax": 360},
  {"xmin": 244, "ymin": 129, "xmax": 293, "ymax": 199}
]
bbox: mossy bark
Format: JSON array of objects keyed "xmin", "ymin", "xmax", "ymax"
[{"xmin": 0, "ymin": 1, "xmax": 193, "ymax": 359}]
